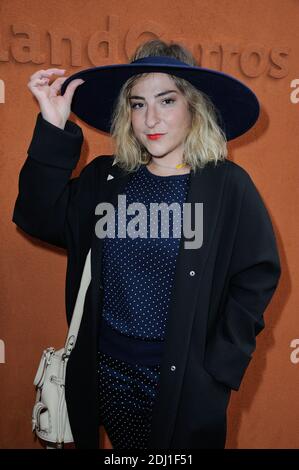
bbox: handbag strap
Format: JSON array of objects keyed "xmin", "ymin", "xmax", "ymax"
[{"xmin": 63, "ymin": 249, "xmax": 92, "ymax": 356}]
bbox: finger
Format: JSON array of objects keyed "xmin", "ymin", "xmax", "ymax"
[
  {"xmin": 49, "ymin": 77, "xmax": 69, "ymax": 94},
  {"xmin": 44, "ymin": 68, "xmax": 66, "ymax": 73},
  {"xmin": 42, "ymin": 69, "xmax": 66, "ymax": 77},
  {"xmin": 28, "ymin": 73, "xmax": 66, "ymax": 90},
  {"xmin": 29, "ymin": 68, "xmax": 66, "ymax": 81},
  {"xmin": 49, "ymin": 77, "xmax": 83, "ymax": 95},
  {"xmin": 63, "ymin": 79, "xmax": 85, "ymax": 100},
  {"xmin": 27, "ymin": 77, "xmax": 50, "ymax": 89}
]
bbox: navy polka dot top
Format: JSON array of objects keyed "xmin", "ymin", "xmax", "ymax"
[
  {"xmin": 97, "ymin": 164, "xmax": 191, "ymax": 449},
  {"xmin": 101, "ymin": 164, "xmax": 191, "ymax": 341}
]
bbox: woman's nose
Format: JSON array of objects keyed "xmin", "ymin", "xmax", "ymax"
[{"xmin": 145, "ymin": 105, "xmax": 160, "ymax": 127}]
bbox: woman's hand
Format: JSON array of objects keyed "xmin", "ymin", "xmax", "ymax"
[{"xmin": 27, "ymin": 68, "xmax": 84, "ymax": 129}]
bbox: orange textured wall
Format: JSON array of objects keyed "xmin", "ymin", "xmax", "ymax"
[{"xmin": 0, "ymin": 0, "xmax": 297, "ymax": 449}]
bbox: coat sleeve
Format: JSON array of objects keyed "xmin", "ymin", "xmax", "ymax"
[
  {"xmin": 204, "ymin": 174, "xmax": 282, "ymax": 391},
  {"xmin": 12, "ymin": 112, "xmax": 97, "ymax": 249}
]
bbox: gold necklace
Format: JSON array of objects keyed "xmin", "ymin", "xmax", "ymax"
[{"xmin": 149, "ymin": 160, "xmax": 188, "ymax": 170}]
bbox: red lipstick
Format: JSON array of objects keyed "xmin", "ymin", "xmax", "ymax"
[{"xmin": 147, "ymin": 134, "xmax": 164, "ymax": 140}]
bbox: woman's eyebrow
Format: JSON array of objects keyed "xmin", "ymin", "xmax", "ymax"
[{"xmin": 129, "ymin": 90, "xmax": 179, "ymax": 100}]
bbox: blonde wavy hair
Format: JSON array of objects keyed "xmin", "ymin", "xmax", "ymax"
[{"xmin": 110, "ymin": 39, "xmax": 228, "ymax": 173}]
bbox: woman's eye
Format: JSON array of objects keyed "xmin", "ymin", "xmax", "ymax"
[
  {"xmin": 162, "ymin": 98, "xmax": 175, "ymax": 104},
  {"xmin": 131, "ymin": 102, "xmax": 143, "ymax": 109}
]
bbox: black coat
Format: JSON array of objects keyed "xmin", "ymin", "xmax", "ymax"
[{"xmin": 12, "ymin": 113, "xmax": 281, "ymax": 449}]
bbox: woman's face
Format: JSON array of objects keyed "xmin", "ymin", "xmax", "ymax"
[{"xmin": 129, "ymin": 73, "xmax": 192, "ymax": 162}]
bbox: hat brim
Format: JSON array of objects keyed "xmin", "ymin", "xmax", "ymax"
[{"xmin": 60, "ymin": 62, "xmax": 260, "ymax": 141}]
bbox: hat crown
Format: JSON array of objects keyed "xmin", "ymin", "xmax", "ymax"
[{"xmin": 130, "ymin": 55, "xmax": 191, "ymax": 67}]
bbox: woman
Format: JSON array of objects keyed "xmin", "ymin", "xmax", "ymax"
[{"xmin": 12, "ymin": 39, "xmax": 281, "ymax": 449}]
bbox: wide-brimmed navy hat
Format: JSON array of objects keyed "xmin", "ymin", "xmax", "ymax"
[{"xmin": 60, "ymin": 55, "xmax": 260, "ymax": 141}]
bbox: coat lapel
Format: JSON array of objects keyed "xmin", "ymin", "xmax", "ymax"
[
  {"xmin": 148, "ymin": 161, "xmax": 229, "ymax": 447},
  {"xmin": 90, "ymin": 159, "xmax": 133, "ymax": 296},
  {"xmin": 90, "ymin": 158, "xmax": 229, "ymax": 448}
]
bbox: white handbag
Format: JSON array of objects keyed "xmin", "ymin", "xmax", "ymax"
[{"xmin": 31, "ymin": 249, "xmax": 92, "ymax": 448}]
